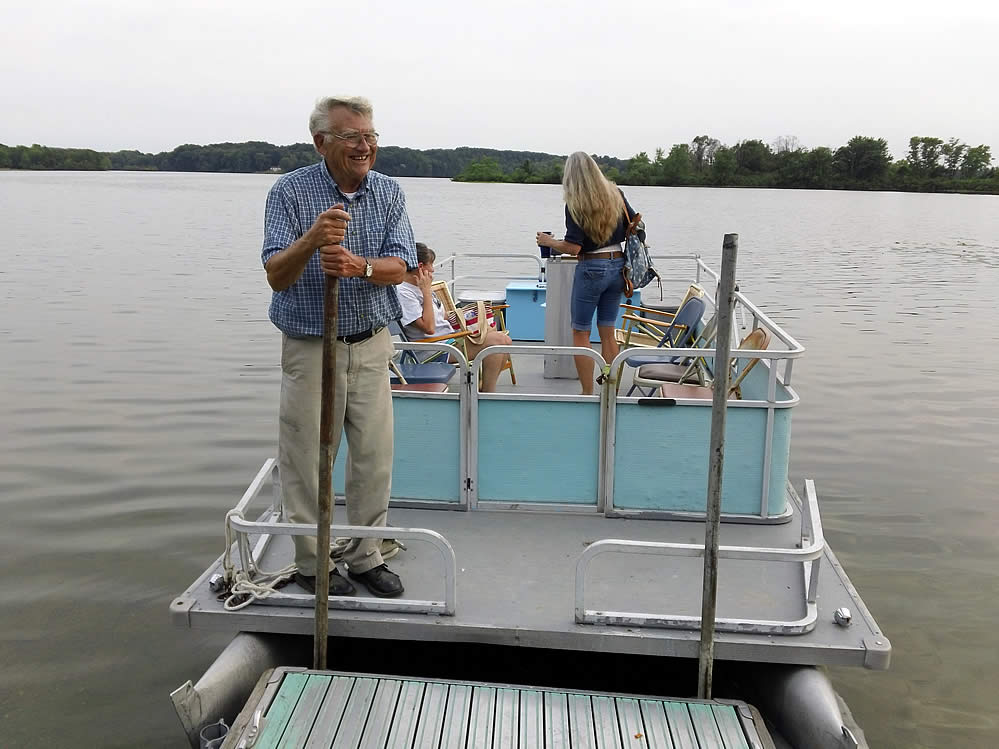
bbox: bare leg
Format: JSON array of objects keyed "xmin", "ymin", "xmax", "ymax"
[
  {"xmin": 479, "ymin": 352, "xmax": 507, "ymax": 393},
  {"xmin": 572, "ymin": 328, "xmax": 595, "ymax": 395},
  {"xmin": 597, "ymin": 325, "xmax": 619, "ymax": 368},
  {"xmin": 468, "ymin": 331, "xmax": 511, "ymax": 393}
]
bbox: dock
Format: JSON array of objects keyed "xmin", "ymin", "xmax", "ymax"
[{"xmin": 224, "ymin": 669, "xmax": 775, "ymax": 748}]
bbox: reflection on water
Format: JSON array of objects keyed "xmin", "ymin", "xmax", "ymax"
[{"xmin": 1, "ymin": 173, "xmax": 997, "ymax": 747}]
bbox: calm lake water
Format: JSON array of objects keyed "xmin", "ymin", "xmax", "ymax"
[{"xmin": 1, "ymin": 171, "xmax": 997, "ymax": 748}]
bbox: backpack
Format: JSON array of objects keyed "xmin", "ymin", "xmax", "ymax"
[{"xmin": 621, "ymin": 208, "xmax": 660, "ymax": 298}]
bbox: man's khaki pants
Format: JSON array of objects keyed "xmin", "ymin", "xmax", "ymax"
[{"xmin": 278, "ymin": 328, "xmax": 394, "ymax": 577}]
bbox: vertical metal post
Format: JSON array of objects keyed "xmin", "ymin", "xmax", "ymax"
[
  {"xmin": 697, "ymin": 233, "xmax": 738, "ymax": 699},
  {"xmin": 314, "ymin": 277, "xmax": 339, "ymax": 670}
]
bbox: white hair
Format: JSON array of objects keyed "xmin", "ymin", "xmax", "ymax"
[{"xmin": 308, "ymin": 96, "xmax": 374, "ymax": 141}]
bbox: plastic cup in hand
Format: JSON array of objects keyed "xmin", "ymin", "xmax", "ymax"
[{"xmin": 539, "ymin": 231, "xmax": 553, "ymax": 259}]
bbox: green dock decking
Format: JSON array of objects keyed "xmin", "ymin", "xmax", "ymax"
[{"xmin": 226, "ymin": 669, "xmax": 773, "ymax": 749}]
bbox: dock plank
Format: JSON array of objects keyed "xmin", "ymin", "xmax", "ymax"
[
  {"xmin": 357, "ymin": 679, "xmax": 401, "ymax": 749},
  {"xmin": 638, "ymin": 700, "xmax": 675, "ymax": 749},
  {"xmin": 277, "ymin": 674, "xmax": 330, "ymax": 748},
  {"xmin": 711, "ymin": 705, "xmax": 750, "ymax": 749},
  {"xmin": 592, "ymin": 695, "xmax": 623, "ymax": 749},
  {"xmin": 384, "ymin": 681, "xmax": 425, "ymax": 749},
  {"xmin": 494, "ymin": 687, "xmax": 519, "ymax": 749},
  {"xmin": 325, "ymin": 677, "xmax": 376, "ymax": 749},
  {"xmin": 303, "ymin": 675, "xmax": 353, "ymax": 748},
  {"xmin": 568, "ymin": 693, "xmax": 596, "ymax": 749},
  {"xmin": 544, "ymin": 691, "xmax": 571, "ymax": 749},
  {"xmin": 662, "ymin": 701, "xmax": 697, "ymax": 749},
  {"xmin": 468, "ymin": 686, "xmax": 497, "ymax": 748},
  {"xmin": 688, "ymin": 703, "xmax": 725, "ymax": 747},
  {"xmin": 254, "ymin": 671, "xmax": 308, "ymax": 749},
  {"xmin": 411, "ymin": 682, "xmax": 448, "ymax": 749},
  {"xmin": 616, "ymin": 698, "xmax": 649, "ymax": 748},
  {"xmin": 519, "ymin": 689, "xmax": 544, "ymax": 749},
  {"xmin": 439, "ymin": 683, "xmax": 472, "ymax": 747}
]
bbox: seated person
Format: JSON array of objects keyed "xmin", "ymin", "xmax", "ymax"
[{"xmin": 397, "ymin": 242, "xmax": 512, "ymax": 392}]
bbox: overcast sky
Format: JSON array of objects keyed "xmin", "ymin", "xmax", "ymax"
[{"xmin": 2, "ymin": 0, "xmax": 996, "ymax": 160}]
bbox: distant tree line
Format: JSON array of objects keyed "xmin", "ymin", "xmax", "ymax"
[
  {"xmin": 0, "ymin": 144, "xmax": 111, "ymax": 170},
  {"xmin": 0, "ymin": 139, "xmax": 623, "ymax": 179},
  {"xmin": 1, "ymin": 135, "xmax": 995, "ymax": 193},
  {"xmin": 455, "ymin": 134, "xmax": 996, "ymax": 194}
]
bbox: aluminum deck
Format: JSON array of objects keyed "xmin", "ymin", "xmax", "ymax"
[
  {"xmin": 171, "ymin": 491, "xmax": 890, "ymax": 670},
  {"xmin": 224, "ymin": 669, "xmax": 774, "ymax": 748}
]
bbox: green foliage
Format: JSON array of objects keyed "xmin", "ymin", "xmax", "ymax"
[
  {"xmin": 941, "ymin": 138, "xmax": 966, "ymax": 174},
  {"xmin": 1, "ymin": 134, "xmax": 995, "ymax": 195},
  {"xmin": 909, "ymin": 136, "xmax": 944, "ymax": 174},
  {"xmin": 834, "ymin": 136, "xmax": 893, "ymax": 184},
  {"xmin": 805, "ymin": 147, "xmax": 835, "ymax": 189},
  {"xmin": 734, "ymin": 139, "xmax": 773, "ymax": 174},
  {"xmin": 0, "ymin": 143, "xmax": 110, "ymax": 170},
  {"xmin": 711, "ymin": 147, "xmax": 737, "ymax": 185},
  {"xmin": 661, "ymin": 144, "xmax": 693, "ymax": 183},
  {"xmin": 454, "ymin": 156, "xmax": 508, "ymax": 182},
  {"xmin": 625, "ymin": 152, "xmax": 653, "ymax": 185},
  {"xmin": 961, "ymin": 145, "xmax": 992, "ymax": 178},
  {"xmin": 690, "ymin": 135, "xmax": 720, "ymax": 173}
]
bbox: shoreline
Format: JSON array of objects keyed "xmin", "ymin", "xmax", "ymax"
[{"xmin": 4, "ymin": 167, "xmax": 996, "ymax": 196}]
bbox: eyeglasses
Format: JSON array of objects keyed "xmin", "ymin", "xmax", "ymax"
[{"xmin": 323, "ymin": 130, "xmax": 379, "ymax": 147}]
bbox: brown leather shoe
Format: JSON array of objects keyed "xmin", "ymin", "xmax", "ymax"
[
  {"xmin": 294, "ymin": 569, "xmax": 355, "ymax": 597},
  {"xmin": 348, "ymin": 564, "xmax": 404, "ymax": 598}
]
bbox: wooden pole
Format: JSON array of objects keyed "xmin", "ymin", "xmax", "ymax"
[
  {"xmin": 313, "ymin": 275, "xmax": 339, "ymax": 670},
  {"xmin": 697, "ymin": 233, "xmax": 738, "ymax": 699}
]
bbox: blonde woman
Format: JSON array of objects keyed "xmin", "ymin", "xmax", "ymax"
[{"xmin": 536, "ymin": 152, "xmax": 642, "ymax": 395}]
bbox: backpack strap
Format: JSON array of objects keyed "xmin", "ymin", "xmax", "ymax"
[
  {"xmin": 621, "ymin": 205, "xmax": 643, "ymax": 298},
  {"xmin": 624, "ymin": 206, "xmax": 642, "ymax": 237}
]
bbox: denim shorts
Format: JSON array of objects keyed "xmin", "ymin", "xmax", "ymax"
[{"xmin": 571, "ymin": 256, "xmax": 625, "ymax": 330}]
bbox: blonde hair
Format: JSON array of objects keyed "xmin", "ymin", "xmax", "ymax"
[{"xmin": 562, "ymin": 151, "xmax": 624, "ymax": 245}]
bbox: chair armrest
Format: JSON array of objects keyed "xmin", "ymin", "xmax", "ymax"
[
  {"xmin": 615, "ymin": 330, "xmax": 663, "ymax": 348},
  {"xmin": 619, "ymin": 315, "xmax": 670, "ymax": 340},
  {"xmin": 620, "ymin": 313, "xmax": 669, "ymax": 327},
  {"xmin": 416, "ymin": 330, "xmax": 473, "ymax": 344},
  {"xmin": 458, "ymin": 302, "xmax": 509, "ymax": 313},
  {"xmin": 619, "ymin": 304, "xmax": 677, "ymax": 321}
]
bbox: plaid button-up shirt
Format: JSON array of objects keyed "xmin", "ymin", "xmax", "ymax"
[{"xmin": 262, "ymin": 161, "xmax": 418, "ymax": 337}]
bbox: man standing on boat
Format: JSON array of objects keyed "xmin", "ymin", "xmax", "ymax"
[{"xmin": 261, "ymin": 96, "xmax": 416, "ymax": 599}]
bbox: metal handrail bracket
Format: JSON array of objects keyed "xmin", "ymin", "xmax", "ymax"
[
  {"xmin": 228, "ymin": 511, "xmax": 458, "ymax": 616},
  {"xmin": 574, "ymin": 480, "xmax": 825, "ymax": 635}
]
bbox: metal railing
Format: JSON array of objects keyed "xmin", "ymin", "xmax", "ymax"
[
  {"xmin": 574, "ymin": 480, "xmax": 824, "ymax": 634},
  {"xmin": 468, "ymin": 345, "xmax": 608, "ymax": 511},
  {"xmin": 225, "ymin": 459, "xmax": 458, "ymax": 616}
]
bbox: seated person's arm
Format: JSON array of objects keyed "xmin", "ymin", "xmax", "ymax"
[
  {"xmin": 411, "ymin": 297, "xmax": 436, "ymax": 336},
  {"xmin": 410, "ymin": 267, "xmax": 437, "ymax": 335},
  {"xmin": 397, "ymin": 269, "xmax": 439, "ymax": 338}
]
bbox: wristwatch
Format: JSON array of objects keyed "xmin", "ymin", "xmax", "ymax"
[{"xmin": 364, "ymin": 261, "xmax": 374, "ymax": 279}]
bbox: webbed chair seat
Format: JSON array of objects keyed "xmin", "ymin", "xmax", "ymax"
[{"xmin": 616, "ymin": 291, "xmax": 708, "ymax": 395}]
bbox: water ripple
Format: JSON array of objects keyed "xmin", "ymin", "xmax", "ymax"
[{"xmin": 2, "ymin": 173, "xmax": 998, "ymax": 748}]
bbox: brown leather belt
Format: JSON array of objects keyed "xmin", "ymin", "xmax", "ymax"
[{"xmin": 579, "ymin": 250, "xmax": 624, "ymax": 261}]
